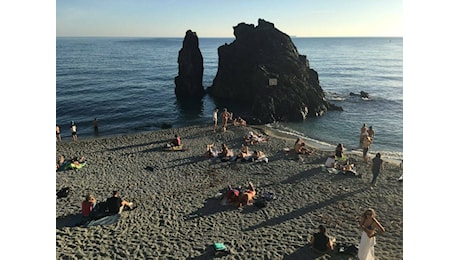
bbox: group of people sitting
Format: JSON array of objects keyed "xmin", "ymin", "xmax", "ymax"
[
  {"xmin": 205, "ymin": 143, "xmax": 268, "ymax": 163},
  {"xmin": 223, "ymin": 182, "xmax": 257, "ymax": 208},
  {"xmin": 81, "ymin": 190, "xmax": 134, "ymax": 221},
  {"xmin": 323, "ymin": 144, "xmax": 360, "ymax": 176}
]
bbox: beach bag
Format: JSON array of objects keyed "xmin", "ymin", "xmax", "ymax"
[
  {"xmin": 212, "ymin": 242, "xmax": 229, "ymax": 256},
  {"xmin": 342, "ymin": 244, "xmax": 358, "ymax": 256},
  {"xmin": 254, "ymin": 198, "xmax": 267, "ymax": 208},
  {"xmin": 56, "ymin": 187, "xmax": 70, "ymax": 198}
]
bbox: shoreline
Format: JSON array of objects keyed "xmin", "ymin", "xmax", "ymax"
[
  {"xmin": 59, "ymin": 123, "xmax": 403, "ymax": 165},
  {"xmin": 56, "ymin": 123, "xmax": 403, "ymax": 259}
]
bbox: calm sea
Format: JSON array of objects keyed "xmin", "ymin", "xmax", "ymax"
[{"xmin": 56, "ymin": 37, "xmax": 403, "ymax": 160}]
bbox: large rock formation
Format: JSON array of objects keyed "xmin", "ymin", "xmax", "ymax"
[
  {"xmin": 174, "ymin": 30, "xmax": 204, "ymax": 98},
  {"xmin": 209, "ymin": 19, "xmax": 341, "ymax": 123}
]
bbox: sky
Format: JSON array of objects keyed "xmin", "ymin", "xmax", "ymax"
[{"xmin": 56, "ymin": 0, "xmax": 403, "ymax": 37}]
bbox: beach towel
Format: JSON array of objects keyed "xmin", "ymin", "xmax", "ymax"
[
  {"xmin": 84, "ymin": 214, "xmax": 121, "ymax": 227},
  {"xmin": 357, "ymin": 231, "xmax": 376, "ymax": 260}
]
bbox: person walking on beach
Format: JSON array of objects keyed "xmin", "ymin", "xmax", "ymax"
[
  {"xmin": 370, "ymin": 153, "xmax": 384, "ymax": 187},
  {"xmin": 357, "ymin": 208, "xmax": 385, "ymax": 260},
  {"xmin": 70, "ymin": 121, "xmax": 78, "ymax": 142},
  {"xmin": 56, "ymin": 124, "xmax": 62, "ymax": 142},
  {"xmin": 93, "ymin": 118, "xmax": 99, "ymax": 135},
  {"xmin": 213, "ymin": 108, "xmax": 219, "ymax": 132},
  {"xmin": 221, "ymin": 108, "xmax": 231, "ymax": 132}
]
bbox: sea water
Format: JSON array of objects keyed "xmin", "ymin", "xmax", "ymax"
[{"xmin": 56, "ymin": 37, "xmax": 403, "ymax": 160}]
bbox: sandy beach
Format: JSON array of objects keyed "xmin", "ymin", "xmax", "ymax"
[{"xmin": 56, "ymin": 124, "xmax": 403, "ymax": 259}]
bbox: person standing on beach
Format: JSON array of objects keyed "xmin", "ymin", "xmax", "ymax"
[
  {"xmin": 370, "ymin": 153, "xmax": 384, "ymax": 187},
  {"xmin": 367, "ymin": 126, "xmax": 375, "ymax": 142},
  {"xmin": 56, "ymin": 124, "xmax": 62, "ymax": 142},
  {"xmin": 359, "ymin": 123, "xmax": 368, "ymax": 148},
  {"xmin": 357, "ymin": 208, "xmax": 385, "ymax": 260},
  {"xmin": 93, "ymin": 118, "xmax": 99, "ymax": 135},
  {"xmin": 213, "ymin": 108, "xmax": 219, "ymax": 132},
  {"xmin": 362, "ymin": 135, "xmax": 372, "ymax": 163},
  {"xmin": 70, "ymin": 121, "xmax": 78, "ymax": 142},
  {"xmin": 221, "ymin": 108, "xmax": 231, "ymax": 132}
]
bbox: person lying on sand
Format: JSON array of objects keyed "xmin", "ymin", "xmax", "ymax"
[
  {"xmin": 205, "ymin": 144, "xmax": 219, "ymax": 158},
  {"xmin": 233, "ymin": 116, "xmax": 247, "ymax": 127},
  {"xmin": 239, "ymin": 182, "xmax": 256, "ymax": 208},
  {"xmin": 244, "ymin": 131, "xmax": 268, "ymax": 145}
]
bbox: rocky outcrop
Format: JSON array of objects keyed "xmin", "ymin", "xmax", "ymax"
[
  {"xmin": 174, "ymin": 30, "xmax": 204, "ymax": 98},
  {"xmin": 208, "ymin": 19, "xmax": 341, "ymax": 123}
]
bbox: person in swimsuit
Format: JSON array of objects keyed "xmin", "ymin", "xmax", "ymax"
[
  {"xmin": 70, "ymin": 121, "xmax": 78, "ymax": 142},
  {"xmin": 239, "ymin": 182, "xmax": 256, "ymax": 207},
  {"xmin": 358, "ymin": 208, "xmax": 385, "ymax": 260},
  {"xmin": 56, "ymin": 124, "xmax": 62, "ymax": 141},
  {"xmin": 213, "ymin": 108, "xmax": 219, "ymax": 132}
]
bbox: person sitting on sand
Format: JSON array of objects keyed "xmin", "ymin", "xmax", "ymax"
[
  {"xmin": 233, "ymin": 116, "xmax": 247, "ymax": 127},
  {"xmin": 224, "ymin": 185, "xmax": 240, "ymax": 206},
  {"xmin": 335, "ymin": 143, "xmax": 345, "ymax": 159},
  {"xmin": 239, "ymin": 182, "xmax": 256, "ymax": 207},
  {"xmin": 218, "ymin": 144, "xmax": 234, "ymax": 161},
  {"xmin": 341, "ymin": 159, "xmax": 359, "ymax": 176},
  {"xmin": 294, "ymin": 138, "xmax": 313, "ymax": 155},
  {"xmin": 309, "ymin": 224, "xmax": 335, "ymax": 254},
  {"xmin": 106, "ymin": 191, "xmax": 134, "ymax": 215},
  {"xmin": 82, "ymin": 194, "xmax": 97, "ymax": 218},
  {"xmin": 236, "ymin": 145, "xmax": 253, "ymax": 162},
  {"xmin": 324, "ymin": 155, "xmax": 336, "ymax": 168},
  {"xmin": 253, "ymin": 150, "xmax": 269, "ymax": 163},
  {"xmin": 205, "ymin": 144, "xmax": 219, "ymax": 158}
]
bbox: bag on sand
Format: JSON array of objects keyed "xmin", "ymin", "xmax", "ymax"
[
  {"xmin": 56, "ymin": 187, "xmax": 70, "ymax": 198},
  {"xmin": 254, "ymin": 198, "xmax": 268, "ymax": 208},
  {"xmin": 212, "ymin": 242, "xmax": 229, "ymax": 256}
]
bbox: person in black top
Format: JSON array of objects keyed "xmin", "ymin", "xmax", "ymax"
[
  {"xmin": 310, "ymin": 225, "xmax": 334, "ymax": 254},
  {"xmin": 106, "ymin": 191, "xmax": 133, "ymax": 215}
]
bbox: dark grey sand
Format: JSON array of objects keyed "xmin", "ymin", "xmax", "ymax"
[{"xmin": 56, "ymin": 124, "xmax": 403, "ymax": 259}]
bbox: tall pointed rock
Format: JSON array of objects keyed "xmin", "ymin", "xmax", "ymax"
[{"xmin": 174, "ymin": 30, "xmax": 204, "ymax": 98}]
